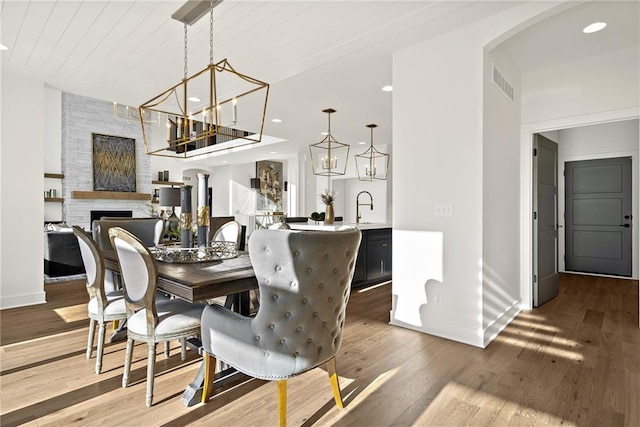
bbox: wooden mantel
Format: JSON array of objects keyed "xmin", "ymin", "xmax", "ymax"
[{"xmin": 71, "ymin": 191, "xmax": 151, "ymax": 201}]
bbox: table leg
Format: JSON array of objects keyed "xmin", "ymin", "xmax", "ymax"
[{"xmin": 109, "ymin": 319, "xmax": 127, "ymax": 343}]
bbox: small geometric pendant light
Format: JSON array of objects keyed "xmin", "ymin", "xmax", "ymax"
[
  {"xmin": 309, "ymin": 108, "xmax": 350, "ymax": 177},
  {"xmin": 355, "ymin": 124, "xmax": 389, "ymax": 181}
]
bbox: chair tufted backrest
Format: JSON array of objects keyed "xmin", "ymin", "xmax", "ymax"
[
  {"xmin": 248, "ymin": 227, "xmax": 361, "ymax": 375},
  {"xmin": 211, "ymin": 220, "xmax": 242, "ymax": 249},
  {"xmin": 108, "ymin": 227, "xmax": 158, "ymax": 330},
  {"xmin": 73, "ymin": 226, "xmax": 106, "ymax": 310}
]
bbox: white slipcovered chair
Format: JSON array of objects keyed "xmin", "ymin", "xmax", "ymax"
[
  {"xmin": 211, "ymin": 220, "xmax": 242, "ymax": 249},
  {"xmin": 200, "ymin": 227, "xmax": 362, "ymax": 426},
  {"xmin": 108, "ymin": 227, "xmax": 206, "ymax": 407},
  {"xmin": 73, "ymin": 226, "xmax": 128, "ymax": 374}
]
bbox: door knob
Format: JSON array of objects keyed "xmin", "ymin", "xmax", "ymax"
[
  {"xmin": 619, "ymin": 224, "xmax": 631, "ymax": 228},
  {"xmin": 624, "ymin": 215, "xmax": 632, "ymax": 220}
]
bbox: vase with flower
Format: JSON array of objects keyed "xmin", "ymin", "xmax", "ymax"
[{"xmin": 320, "ymin": 189, "xmax": 335, "ymax": 224}]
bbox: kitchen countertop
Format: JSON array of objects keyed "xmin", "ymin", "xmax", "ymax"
[{"xmin": 288, "ymin": 222, "xmax": 391, "ymax": 231}]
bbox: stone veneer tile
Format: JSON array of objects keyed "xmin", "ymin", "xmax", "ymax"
[{"xmin": 62, "ymin": 92, "xmax": 153, "ymax": 229}]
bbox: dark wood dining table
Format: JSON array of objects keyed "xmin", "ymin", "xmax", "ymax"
[
  {"xmin": 103, "ymin": 250, "xmax": 257, "ymax": 303},
  {"xmin": 103, "ymin": 250, "xmax": 258, "ymax": 406}
]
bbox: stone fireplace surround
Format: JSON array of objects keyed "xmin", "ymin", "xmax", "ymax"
[{"xmin": 61, "ymin": 93, "xmax": 152, "ymax": 230}]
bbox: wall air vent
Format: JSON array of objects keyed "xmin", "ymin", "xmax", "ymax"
[{"xmin": 492, "ymin": 64, "xmax": 514, "ymax": 102}]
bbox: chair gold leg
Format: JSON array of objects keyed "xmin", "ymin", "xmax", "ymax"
[
  {"xmin": 201, "ymin": 353, "xmax": 217, "ymax": 403},
  {"xmin": 278, "ymin": 380, "xmax": 287, "ymax": 427},
  {"xmin": 327, "ymin": 357, "xmax": 344, "ymax": 409}
]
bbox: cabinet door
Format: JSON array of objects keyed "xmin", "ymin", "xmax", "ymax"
[
  {"xmin": 352, "ymin": 235, "xmax": 367, "ymax": 284},
  {"xmin": 366, "ymin": 237, "xmax": 392, "ymax": 281}
]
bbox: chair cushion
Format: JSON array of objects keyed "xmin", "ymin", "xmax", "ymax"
[
  {"xmin": 88, "ymin": 290, "xmax": 126, "ymax": 318},
  {"xmin": 128, "ymin": 299, "xmax": 205, "ymax": 339},
  {"xmin": 201, "ymin": 303, "xmax": 323, "ymax": 380}
]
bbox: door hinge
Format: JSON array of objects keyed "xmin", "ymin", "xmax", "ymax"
[
  {"xmin": 533, "ymin": 211, "xmax": 538, "ymax": 220},
  {"xmin": 533, "ymin": 148, "xmax": 538, "ymax": 156},
  {"xmin": 533, "ymin": 274, "xmax": 537, "ymax": 284}
]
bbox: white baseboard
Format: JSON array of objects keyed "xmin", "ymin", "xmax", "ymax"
[
  {"xmin": 0, "ymin": 292, "xmax": 46, "ymax": 310},
  {"xmin": 483, "ymin": 301, "xmax": 520, "ymax": 347},
  {"xmin": 389, "ymin": 311, "xmax": 485, "ymax": 348}
]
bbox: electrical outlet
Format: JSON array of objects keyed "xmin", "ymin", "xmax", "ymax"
[
  {"xmin": 434, "ymin": 203, "xmax": 453, "ymax": 217},
  {"xmin": 434, "ymin": 292, "xmax": 443, "ymax": 304}
]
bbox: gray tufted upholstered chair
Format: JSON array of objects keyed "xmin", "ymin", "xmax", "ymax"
[
  {"xmin": 200, "ymin": 227, "xmax": 362, "ymax": 426},
  {"xmin": 108, "ymin": 227, "xmax": 206, "ymax": 407},
  {"xmin": 73, "ymin": 226, "xmax": 128, "ymax": 374},
  {"xmin": 210, "ymin": 220, "xmax": 242, "ymax": 249}
]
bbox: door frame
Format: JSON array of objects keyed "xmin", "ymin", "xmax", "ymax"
[{"xmin": 520, "ymin": 107, "xmax": 640, "ymax": 309}]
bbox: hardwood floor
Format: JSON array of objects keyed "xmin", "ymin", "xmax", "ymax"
[{"xmin": 1, "ymin": 274, "xmax": 638, "ymax": 426}]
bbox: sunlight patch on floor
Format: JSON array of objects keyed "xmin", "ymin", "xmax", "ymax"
[
  {"xmin": 53, "ymin": 304, "xmax": 87, "ymax": 322},
  {"xmin": 413, "ymin": 381, "xmax": 577, "ymax": 426}
]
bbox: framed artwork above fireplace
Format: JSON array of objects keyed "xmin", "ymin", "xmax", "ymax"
[{"xmin": 92, "ymin": 133, "xmax": 136, "ymax": 192}]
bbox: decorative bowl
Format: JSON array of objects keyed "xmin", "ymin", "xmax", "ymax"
[{"xmin": 154, "ymin": 241, "xmax": 238, "ymax": 263}]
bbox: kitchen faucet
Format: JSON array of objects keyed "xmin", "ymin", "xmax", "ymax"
[{"xmin": 356, "ymin": 191, "xmax": 373, "ymax": 224}]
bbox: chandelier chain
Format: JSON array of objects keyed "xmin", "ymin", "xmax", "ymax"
[
  {"xmin": 183, "ymin": 24, "xmax": 188, "ymax": 80},
  {"xmin": 209, "ymin": 0, "xmax": 214, "ymax": 65}
]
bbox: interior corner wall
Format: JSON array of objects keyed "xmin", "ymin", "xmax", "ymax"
[
  {"xmin": 44, "ymin": 87, "xmax": 63, "ymax": 222},
  {"xmin": 481, "ymin": 46, "xmax": 522, "ymax": 344},
  {"xmin": 1, "ymin": 72, "xmax": 46, "ymax": 309},
  {"xmin": 390, "ymin": 1, "xmax": 559, "ymax": 347}
]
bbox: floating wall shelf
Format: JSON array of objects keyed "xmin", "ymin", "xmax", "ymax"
[{"xmin": 71, "ymin": 191, "xmax": 151, "ymax": 201}]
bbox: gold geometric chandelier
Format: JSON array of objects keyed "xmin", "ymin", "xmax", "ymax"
[
  {"xmin": 139, "ymin": 0, "xmax": 269, "ymax": 159},
  {"xmin": 309, "ymin": 108, "xmax": 350, "ymax": 177},
  {"xmin": 355, "ymin": 124, "xmax": 389, "ymax": 181}
]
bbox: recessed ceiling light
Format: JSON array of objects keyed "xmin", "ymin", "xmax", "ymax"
[
  {"xmin": 583, "ymin": 22, "xmax": 607, "ymax": 34},
  {"xmin": 188, "ymin": 96, "xmax": 201, "ymax": 102},
  {"xmin": 0, "ymin": 43, "xmax": 8, "ymax": 51},
  {"xmin": 270, "ymin": 151, "xmax": 277, "ymax": 154},
  {"xmin": 271, "ymin": 118, "xmax": 282, "ymax": 123},
  {"xmin": 382, "ymin": 85, "xmax": 393, "ymax": 92},
  {"xmin": 222, "ymin": 160, "xmax": 228, "ymax": 163},
  {"xmin": 321, "ymin": 132, "xmax": 329, "ymax": 136},
  {"xmin": 358, "ymin": 141, "xmax": 366, "ymax": 145}
]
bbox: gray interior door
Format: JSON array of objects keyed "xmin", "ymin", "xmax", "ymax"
[
  {"xmin": 565, "ymin": 157, "xmax": 632, "ymax": 277},
  {"xmin": 533, "ymin": 134, "xmax": 559, "ymax": 307}
]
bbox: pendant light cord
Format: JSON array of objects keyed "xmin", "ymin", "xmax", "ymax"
[
  {"xmin": 209, "ymin": 0, "xmax": 214, "ymax": 65},
  {"xmin": 183, "ymin": 23, "xmax": 188, "ymax": 80}
]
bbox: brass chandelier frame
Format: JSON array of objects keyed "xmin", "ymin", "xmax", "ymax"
[
  {"xmin": 139, "ymin": 0, "xmax": 269, "ymax": 159},
  {"xmin": 309, "ymin": 108, "xmax": 350, "ymax": 177},
  {"xmin": 355, "ymin": 124, "xmax": 389, "ymax": 181}
]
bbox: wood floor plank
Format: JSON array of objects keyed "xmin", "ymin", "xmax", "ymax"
[{"xmin": 0, "ymin": 274, "xmax": 638, "ymax": 426}]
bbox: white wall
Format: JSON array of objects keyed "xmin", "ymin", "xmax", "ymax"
[
  {"xmin": 481, "ymin": 46, "xmax": 522, "ymax": 340},
  {"xmin": 1, "ymin": 71, "xmax": 46, "ymax": 309},
  {"xmin": 522, "ymin": 46, "xmax": 640, "ymax": 125},
  {"xmin": 391, "ymin": 1, "xmax": 560, "ymax": 347},
  {"xmin": 44, "ymin": 87, "xmax": 63, "ymax": 222},
  {"xmin": 557, "ymin": 119, "xmax": 639, "ymax": 278}
]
